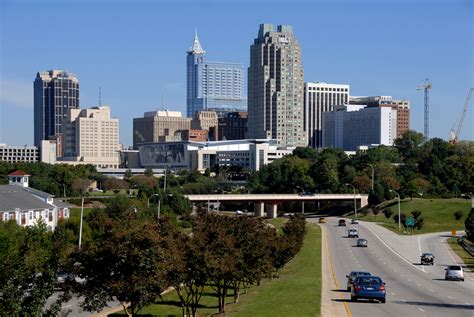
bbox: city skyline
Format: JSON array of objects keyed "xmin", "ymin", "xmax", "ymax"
[{"xmin": 1, "ymin": 0, "xmax": 472, "ymax": 146}]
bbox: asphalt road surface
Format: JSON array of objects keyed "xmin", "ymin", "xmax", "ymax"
[{"xmin": 309, "ymin": 217, "xmax": 474, "ymax": 317}]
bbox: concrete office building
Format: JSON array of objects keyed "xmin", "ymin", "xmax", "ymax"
[
  {"xmin": 191, "ymin": 110, "xmax": 219, "ymax": 141},
  {"xmin": 138, "ymin": 139, "xmax": 292, "ymax": 172},
  {"xmin": 322, "ymin": 104, "xmax": 397, "ymax": 151},
  {"xmin": 133, "ymin": 110, "xmax": 192, "ymax": 148},
  {"xmin": 350, "ymin": 96, "xmax": 410, "ymax": 138},
  {"xmin": 218, "ymin": 111, "xmax": 248, "ymax": 140},
  {"xmin": 186, "ymin": 32, "xmax": 246, "ymax": 117},
  {"xmin": 247, "ymin": 24, "xmax": 305, "ymax": 147},
  {"xmin": 0, "ymin": 144, "xmax": 38, "ymax": 163},
  {"xmin": 61, "ymin": 106, "xmax": 120, "ymax": 168},
  {"xmin": 305, "ymin": 82, "xmax": 350, "ymax": 148},
  {"xmin": 34, "ymin": 70, "xmax": 80, "ymax": 156}
]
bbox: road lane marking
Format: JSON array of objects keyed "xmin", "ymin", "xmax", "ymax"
[
  {"xmin": 418, "ymin": 236, "xmax": 426, "ymax": 273},
  {"xmin": 391, "ymin": 292, "xmax": 395, "ymax": 296},
  {"xmin": 401, "ymin": 299, "xmax": 407, "ymax": 302},
  {"xmin": 364, "ymin": 225, "xmax": 426, "ymax": 273},
  {"xmin": 442, "ymin": 239, "xmax": 474, "ymax": 282},
  {"xmin": 325, "ymin": 226, "xmax": 353, "ymax": 317},
  {"xmin": 428, "ymin": 288, "xmax": 434, "ymax": 292},
  {"xmin": 447, "ymin": 296, "xmax": 453, "ymax": 299},
  {"xmin": 418, "ymin": 308, "xmax": 426, "ymax": 312}
]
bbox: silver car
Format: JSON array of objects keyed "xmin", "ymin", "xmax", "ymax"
[
  {"xmin": 356, "ymin": 238, "xmax": 368, "ymax": 247},
  {"xmin": 445, "ymin": 265, "xmax": 464, "ymax": 281}
]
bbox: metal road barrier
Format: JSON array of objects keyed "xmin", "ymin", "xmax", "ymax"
[{"xmin": 458, "ymin": 236, "xmax": 474, "ymax": 257}]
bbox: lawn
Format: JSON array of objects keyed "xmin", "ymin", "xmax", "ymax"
[
  {"xmin": 358, "ymin": 198, "xmax": 471, "ymax": 235},
  {"xmin": 112, "ymin": 220, "xmax": 322, "ymax": 317},
  {"xmin": 447, "ymin": 238, "xmax": 474, "ymax": 271}
]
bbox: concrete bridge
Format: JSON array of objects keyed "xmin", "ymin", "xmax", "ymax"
[{"xmin": 184, "ymin": 193, "xmax": 369, "ymax": 218}]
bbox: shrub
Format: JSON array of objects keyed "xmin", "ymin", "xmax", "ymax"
[
  {"xmin": 411, "ymin": 210, "xmax": 422, "ymax": 220},
  {"xmin": 180, "ymin": 221, "xmax": 192, "ymax": 229},
  {"xmin": 373, "ymin": 208, "xmax": 380, "ymax": 216},
  {"xmin": 454, "ymin": 211, "xmax": 463, "ymax": 221},
  {"xmin": 416, "ymin": 217, "xmax": 424, "ymax": 230},
  {"xmin": 466, "ymin": 208, "xmax": 474, "ymax": 242},
  {"xmin": 393, "ymin": 213, "xmax": 407, "ymax": 228},
  {"xmin": 383, "ymin": 209, "xmax": 393, "ymax": 219}
]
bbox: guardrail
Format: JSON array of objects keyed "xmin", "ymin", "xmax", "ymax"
[{"xmin": 458, "ymin": 236, "xmax": 474, "ymax": 257}]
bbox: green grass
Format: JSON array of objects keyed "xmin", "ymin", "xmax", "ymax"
[
  {"xmin": 113, "ymin": 221, "xmax": 322, "ymax": 317},
  {"xmin": 448, "ymin": 238, "xmax": 474, "ymax": 270},
  {"xmin": 358, "ymin": 198, "xmax": 470, "ymax": 235}
]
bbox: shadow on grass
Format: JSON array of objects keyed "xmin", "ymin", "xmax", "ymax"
[{"xmin": 152, "ymin": 299, "xmax": 218, "ymax": 309}]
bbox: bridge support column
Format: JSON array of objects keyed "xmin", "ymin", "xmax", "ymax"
[
  {"xmin": 254, "ymin": 202, "xmax": 265, "ymax": 217},
  {"xmin": 266, "ymin": 204, "xmax": 278, "ymax": 219}
]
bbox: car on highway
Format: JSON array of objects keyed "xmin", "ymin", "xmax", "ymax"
[
  {"xmin": 348, "ymin": 228, "xmax": 359, "ymax": 238},
  {"xmin": 351, "ymin": 275, "xmax": 386, "ymax": 303},
  {"xmin": 338, "ymin": 219, "xmax": 346, "ymax": 226},
  {"xmin": 351, "ymin": 219, "xmax": 359, "ymax": 224},
  {"xmin": 299, "ymin": 191, "xmax": 314, "ymax": 196},
  {"xmin": 420, "ymin": 252, "xmax": 435, "ymax": 265},
  {"xmin": 318, "ymin": 217, "xmax": 326, "ymax": 223},
  {"xmin": 356, "ymin": 238, "xmax": 368, "ymax": 247},
  {"xmin": 346, "ymin": 271, "xmax": 371, "ymax": 291},
  {"xmin": 445, "ymin": 265, "xmax": 464, "ymax": 281},
  {"xmin": 235, "ymin": 210, "xmax": 244, "ymax": 216}
]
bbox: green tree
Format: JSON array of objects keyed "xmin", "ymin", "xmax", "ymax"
[
  {"xmin": 465, "ymin": 208, "xmax": 474, "ymax": 242},
  {"xmin": 0, "ymin": 221, "xmax": 70, "ymax": 315}
]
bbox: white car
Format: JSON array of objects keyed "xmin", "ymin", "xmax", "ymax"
[
  {"xmin": 348, "ymin": 228, "xmax": 359, "ymax": 238},
  {"xmin": 445, "ymin": 265, "xmax": 464, "ymax": 281}
]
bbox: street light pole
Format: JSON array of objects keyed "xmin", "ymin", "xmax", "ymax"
[
  {"xmin": 163, "ymin": 165, "xmax": 167, "ymax": 193},
  {"xmin": 390, "ymin": 189, "xmax": 401, "ymax": 231},
  {"xmin": 369, "ymin": 164, "xmax": 375, "ymax": 191},
  {"xmin": 78, "ymin": 194, "xmax": 84, "ymax": 249},
  {"xmin": 148, "ymin": 194, "xmax": 160, "ymax": 219},
  {"xmin": 345, "ymin": 183, "xmax": 357, "ymax": 219}
]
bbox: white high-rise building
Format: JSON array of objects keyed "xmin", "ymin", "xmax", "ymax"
[
  {"xmin": 304, "ymin": 82, "xmax": 349, "ymax": 148},
  {"xmin": 322, "ymin": 104, "xmax": 397, "ymax": 151},
  {"xmin": 61, "ymin": 106, "xmax": 120, "ymax": 168}
]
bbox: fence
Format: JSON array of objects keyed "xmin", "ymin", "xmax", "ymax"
[{"xmin": 458, "ymin": 236, "xmax": 474, "ymax": 257}]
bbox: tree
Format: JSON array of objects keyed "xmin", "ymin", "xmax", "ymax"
[
  {"xmin": 73, "ymin": 208, "xmax": 168, "ymax": 317},
  {"xmin": 465, "ymin": 208, "xmax": 474, "ymax": 242},
  {"xmin": 103, "ymin": 178, "xmax": 128, "ymax": 193},
  {"xmin": 0, "ymin": 221, "xmax": 70, "ymax": 315},
  {"xmin": 352, "ymin": 175, "xmax": 372, "ymax": 193},
  {"xmin": 144, "ymin": 167, "xmax": 154, "ymax": 177}
]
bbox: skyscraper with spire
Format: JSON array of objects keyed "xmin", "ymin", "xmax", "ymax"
[{"xmin": 186, "ymin": 31, "xmax": 246, "ymax": 118}]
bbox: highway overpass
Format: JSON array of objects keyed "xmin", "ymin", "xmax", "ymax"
[{"xmin": 184, "ymin": 193, "xmax": 369, "ymax": 218}]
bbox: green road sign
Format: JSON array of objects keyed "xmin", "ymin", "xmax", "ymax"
[{"xmin": 406, "ymin": 217, "xmax": 415, "ymax": 227}]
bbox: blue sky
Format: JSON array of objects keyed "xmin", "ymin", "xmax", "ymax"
[{"xmin": 1, "ymin": 0, "xmax": 472, "ymax": 146}]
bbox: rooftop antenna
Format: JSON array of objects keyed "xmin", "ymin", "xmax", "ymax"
[{"xmin": 99, "ymin": 87, "xmax": 102, "ymax": 106}]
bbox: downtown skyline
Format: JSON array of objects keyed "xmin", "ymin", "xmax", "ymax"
[{"xmin": 0, "ymin": 0, "xmax": 472, "ymax": 147}]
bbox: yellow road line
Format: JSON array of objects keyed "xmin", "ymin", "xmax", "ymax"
[{"xmin": 324, "ymin": 225, "xmax": 353, "ymax": 317}]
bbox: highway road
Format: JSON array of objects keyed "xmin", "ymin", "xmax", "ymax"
[{"xmin": 309, "ymin": 217, "xmax": 474, "ymax": 317}]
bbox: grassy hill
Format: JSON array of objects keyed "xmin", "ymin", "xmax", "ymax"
[{"xmin": 358, "ymin": 198, "xmax": 471, "ymax": 235}]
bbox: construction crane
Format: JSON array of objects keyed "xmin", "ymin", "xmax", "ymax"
[
  {"xmin": 450, "ymin": 87, "xmax": 474, "ymax": 144},
  {"xmin": 417, "ymin": 79, "xmax": 432, "ymax": 139}
]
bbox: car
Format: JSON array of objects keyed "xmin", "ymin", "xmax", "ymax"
[
  {"xmin": 346, "ymin": 271, "xmax": 371, "ymax": 291},
  {"xmin": 338, "ymin": 219, "xmax": 346, "ymax": 226},
  {"xmin": 318, "ymin": 217, "xmax": 326, "ymax": 223},
  {"xmin": 299, "ymin": 191, "xmax": 314, "ymax": 196},
  {"xmin": 356, "ymin": 238, "xmax": 368, "ymax": 247},
  {"xmin": 351, "ymin": 219, "xmax": 359, "ymax": 224},
  {"xmin": 348, "ymin": 228, "xmax": 359, "ymax": 238},
  {"xmin": 445, "ymin": 265, "xmax": 464, "ymax": 281},
  {"xmin": 420, "ymin": 253, "xmax": 435, "ymax": 265},
  {"xmin": 351, "ymin": 275, "xmax": 386, "ymax": 303},
  {"xmin": 235, "ymin": 210, "xmax": 244, "ymax": 215}
]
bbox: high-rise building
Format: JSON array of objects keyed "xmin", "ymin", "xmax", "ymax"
[
  {"xmin": 133, "ymin": 110, "xmax": 191, "ymax": 148},
  {"xmin": 322, "ymin": 104, "xmax": 398, "ymax": 151},
  {"xmin": 305, "ymin": 82, "xmax": 350, "ymax": 148},
  {"xmin": 34, "ymin": 70, "xmax": 80, "ymax": 155},
  {"xmin": 350, "ymin": 96, "xmax": 410, "ymax": 138},
  {"xmin": 186, "ymin": 31, "xmax": 246, "ymax": 118},
  {"xmin": 191, "ymin": 110, "xmax": 219, "ymax": 141},
  {"xmin": 247, "ymin": 24, "xmax": 305, "ymax": 147},
  {"xmin": 61, "ymin": 106, "xmax": 120, "ymax": 168},
  {"xmin": 0, "ymin": 144, "xmax": 38, "ymax": 163},
  {"xmin": 218, "ymin": 111, "xmax": 248, "ymax": 140}
]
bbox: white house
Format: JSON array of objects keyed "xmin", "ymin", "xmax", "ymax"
[{"xmin": 0, "ymin": 170, "xmax": 70, "ymax": 230}]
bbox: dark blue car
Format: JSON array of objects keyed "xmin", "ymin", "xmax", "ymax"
[{"xmin": 351, "ymin": 275, "xmax": 386, "ymax": 303}]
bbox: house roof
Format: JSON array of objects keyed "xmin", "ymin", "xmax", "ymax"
[
  {"xmin": 8, "ymin": 170, "xmax": 30, "ymax": 176},
  {"xmin": 0, "ymin": 185, "xmax": 53, "ymax": 211}
]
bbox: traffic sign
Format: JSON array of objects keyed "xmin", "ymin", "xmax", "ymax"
[{"xmin": 405, "ymin": 217, "xmax": 415, "ymax": 227}]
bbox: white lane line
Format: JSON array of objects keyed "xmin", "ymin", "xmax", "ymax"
[
  {"xmin": 364, "ymin": 225, "xmax": 426, "ymax": 273},
  {"xmin": 391, "ymin": 292, "xmax": 395, "ymax": 296},
  {"xmin": 418, "ymin": 308, "xmax": 426, "ymax": 312},
  {"xmin": 447, "ymin": 296, "xmax": 453, "ymax": 299},
  {"xmin": 408, "ymin": 279, "xmax": 412, "ymax": 282},
  {"xmin": 416, "ymin": 283, "xmax": 421, "ymax": 286},
  {"xmin": 428, "ymin": 288, "xmax": 434, "ymax": 292},
  {"xmin": 401, "ymin": 299, "xmax": 407, "ymax": 302},
  {"xmin": 418, "ymin": 236, "xmax": 426, "ymax": 273}
]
